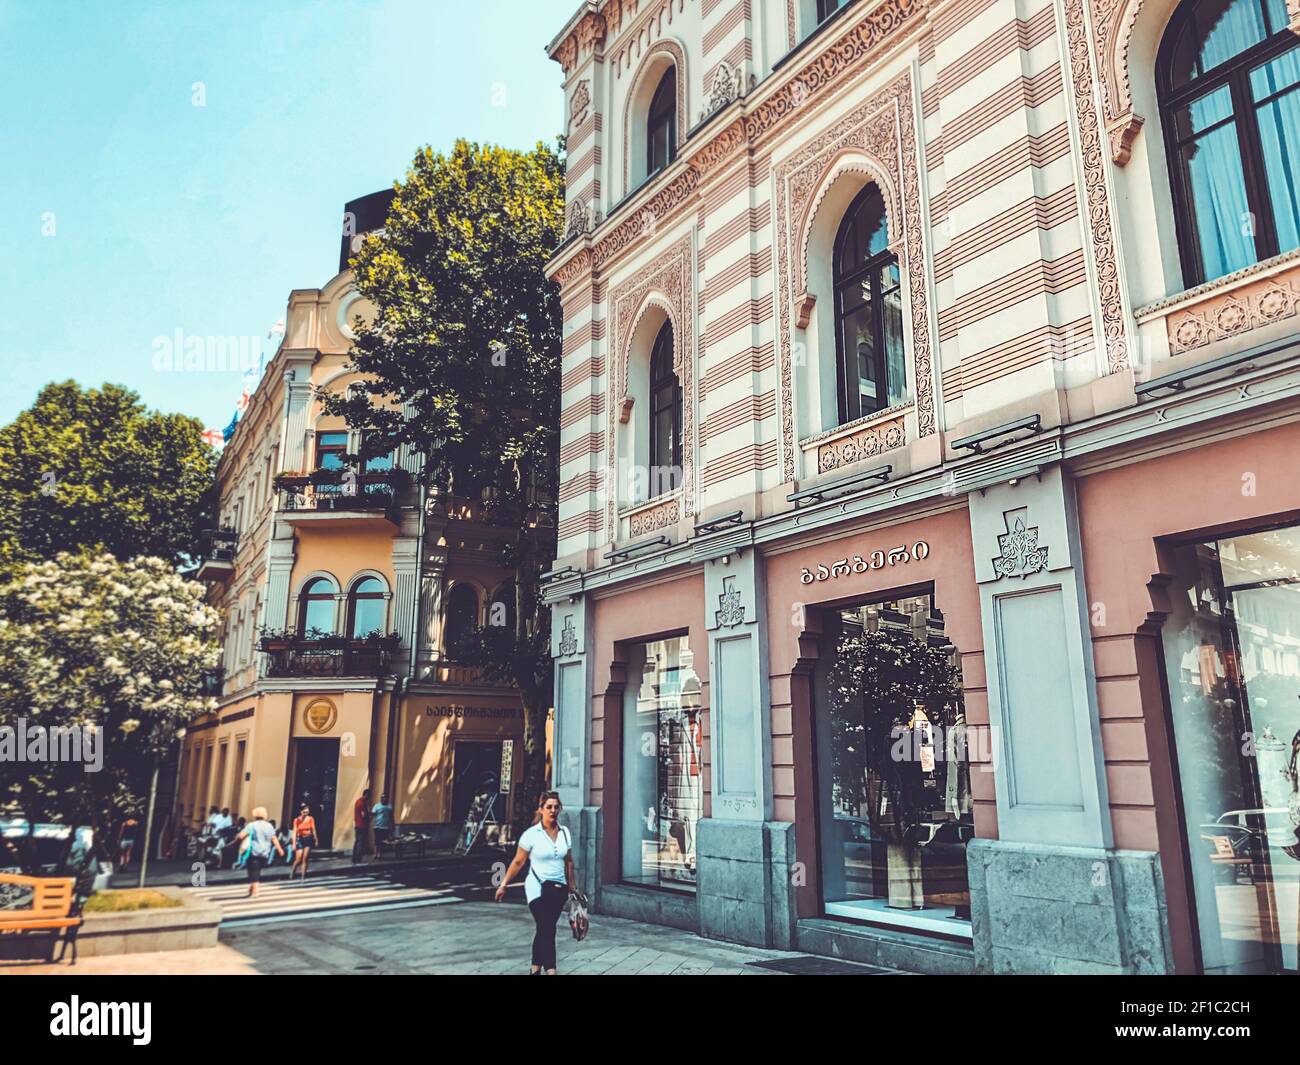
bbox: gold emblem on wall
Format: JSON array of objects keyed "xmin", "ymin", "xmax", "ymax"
[{"xmin": 303, "ymin": 699, "xmax": 338, "ymax": 735}]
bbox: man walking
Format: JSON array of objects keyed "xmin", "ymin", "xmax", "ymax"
[{"xmin": 352, "ymin": 788, "xmax": 372, "ymax": 864}]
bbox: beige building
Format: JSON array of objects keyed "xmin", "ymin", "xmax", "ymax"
[{"xmin": 178, "ymin": 192, "xmax": 527, "ymax": 851}]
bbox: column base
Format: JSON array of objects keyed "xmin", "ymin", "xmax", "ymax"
[
  {"xmin": 696, "ymin": 818, "xmax": 797, "ymax": 949},
  {"xmin": 968, "ymin": 838, "xmax": 1174, "ymax": 974}
]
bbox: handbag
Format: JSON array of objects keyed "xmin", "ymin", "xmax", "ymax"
[{"xmin": 568, "ymin": 889, "xmax": 590, "ymax": 941}]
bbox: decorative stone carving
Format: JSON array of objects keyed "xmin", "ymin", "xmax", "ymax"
[
  {"xmin": 794, "ymin": 291, "xmax": 816, "ymax": 329},
  {"xmin": 570, "ymin": 79, "xmax": 591, "ymax": 131},
  {"xmin": 700, "ymin": 61, "xmax": 745, "ymax": 123},
  {"xmin": 628, "ymin": 494, "xmax": 680, "ymax": 537},
  {"xmin": 1065, "ymin": 0, "xmax": 1131, "ymax": 373},
  {"xmin": 813, "ymin": 414, "xmax": 906, "ymax": 474},
  {"xmin": 715, "ymin": 575, "xmax": 745, "ymax": 628},
  {"xmin": 774, "ymin": 72, "xmax": 936, "ymax": 486},
  {"xmin": 559, "ymin": 615, "xmax": 578, "ymax": 657},
  {"xmin": 566, "ymin": 199, "xmax": 592, "ymax": 240},
  {"xmin": 1165, "ymin": 262, "xmax": 1300, "ymax": 355},
  {"xmin": 993, "ymin": 512, "xmax": 1049, "ymax": 579}
]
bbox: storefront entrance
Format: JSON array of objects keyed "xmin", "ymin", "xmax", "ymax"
[
  {"xmin": 291, "ymin": 738, "xmax": 339, "ymax": 849},
  {"xmin": 450, "ymin": 741, "xmax": 504, "ymax": 826},
  {"xmin": 813, "ymin": 591, "xmax": 974, "ymax": 937},
  {"xmin": 1160, "ymin": 524, "xmax": 1300, "ymax": 974}
]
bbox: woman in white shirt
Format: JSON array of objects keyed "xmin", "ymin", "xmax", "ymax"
[{"xmin": 495, "ymin": 791, "xmax": 576, "ymax": 974}]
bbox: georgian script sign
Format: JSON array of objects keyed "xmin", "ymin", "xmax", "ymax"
[{"xmin": 800, "ymin": 541, "xmax": 931, "ymax": 585}]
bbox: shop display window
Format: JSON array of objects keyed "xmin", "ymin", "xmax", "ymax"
[
  {"xmin": 814, "ymin": 593, "xmax": 974, "ymax": 935},
  {"xmin": 1161, "ymin": 524, "xmax": 1300, "ymax": 974},
  {"xmin": 621, "ymin": 636, "xmax": 704, "ymax": 892}
]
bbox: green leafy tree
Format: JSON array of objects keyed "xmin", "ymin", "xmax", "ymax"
[
  {"xmin": 328, "ymin": 141, "xmax": 564, "ymax": 832},
  {"xmin": 0, "ymin": 552, "xmax": 221, "ymax": 838},
  {"xmin": 0, "ymin": 381, "xmax": 217, "ymax": 570}
]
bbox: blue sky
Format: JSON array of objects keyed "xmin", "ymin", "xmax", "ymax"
[{"xmin": 0, "ymin": 0, "xmax": 574, "ymax": 432}]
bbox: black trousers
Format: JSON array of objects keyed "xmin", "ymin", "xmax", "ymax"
[{"xmin": 528, "ymin": 881, "xmax": 568, "ymax": 970}]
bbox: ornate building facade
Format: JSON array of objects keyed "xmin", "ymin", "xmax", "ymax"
[
  {"xmin": 544, "ymin": 0, "xmax": 1300, "ymax": 973},
  {"xmin": 177, "ymin": 194, "xmax": 527, "ymax": 853}
]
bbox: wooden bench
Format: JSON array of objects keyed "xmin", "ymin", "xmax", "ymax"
[{"xmin": 0, "ymin": 874, "xmax": 80, "ymax": 964}]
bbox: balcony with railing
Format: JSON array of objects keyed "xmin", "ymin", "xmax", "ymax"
[
  {"xmin": 196, "ymin": 529, "xmax": 239, "ymax": 582},
  {"xmin": 260, "ymin": 633, "xmax": 399, "ymax": 679},
  {"xmin": 274, "ymin": 468, "xmax": 409, "ymax": 529}
]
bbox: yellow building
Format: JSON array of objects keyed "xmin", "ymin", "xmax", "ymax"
[{"xmin": 178, "ymin": 193, "xmax": 527, "ymax": 851}]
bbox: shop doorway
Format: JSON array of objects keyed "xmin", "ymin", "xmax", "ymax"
[
  {"xmin": 292, "ymin": 738, "xmax": 339, "ymax": 850},
  {"xmin": 812, "ymin": 592, "xmax": 974, "ymax": 937},
  {"xmin": 451, "ymin": 742, "xmax": 503, "ymax": 826},
  {"xmin": 1160, "ymin": 526, "xmax": 1300, "ymax": 975}
]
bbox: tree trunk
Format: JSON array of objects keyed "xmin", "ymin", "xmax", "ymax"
[{"xmin": 515, "ymin": 685, "xmax": 550, "ymax": 840}]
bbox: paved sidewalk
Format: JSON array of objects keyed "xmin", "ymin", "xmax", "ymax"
[{"xmin": 12, "ymin": 899, "xmax": 800, "ymax": 975}]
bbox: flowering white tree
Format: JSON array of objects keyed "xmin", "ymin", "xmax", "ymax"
[{"xmin": 0, "ymin": 552, "xmax": 220, "ymax": 835}]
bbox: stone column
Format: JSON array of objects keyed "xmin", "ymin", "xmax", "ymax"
[
  {"xmin": 550, "ymin": 583, "xmax": 601, "ymax": 901},
  {"xmin": 695, "ymin": 546, "xmax": 797, "ymax": 949},
  {"xmin": 965, "ymin": 465, "xmax": 1171, "ymax": 973}
]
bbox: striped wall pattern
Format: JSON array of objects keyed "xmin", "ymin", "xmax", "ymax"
[
  {"xmin": 552, "ymin": 0, "xmax": 1121, "ymax": 553},
  {"xmin": 924, "ymin": 0, "xmax": 1095, "ymax": 424}
]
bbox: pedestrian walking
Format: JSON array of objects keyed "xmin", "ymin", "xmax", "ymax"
[
  {"xmin": 352, "ymin": 789, "xmax": 372, "ymax": 864},
  {"xmin": 232, "ymin": 807, "xmax": 285, "ymax": 898},
  {"xmin": 291, "ymin": 804, "xmax": 318, "ymax": 880},
  {"xmin": 371, "ymin": 793, "xmax": 394, "ymax": 858},
  {"xmin": 116, "ymin": 815, "xmax": 140, "ymax": 872},
  {"xmin": 494, "ymin": 791, "xmax": 577, "ymax": 975}
]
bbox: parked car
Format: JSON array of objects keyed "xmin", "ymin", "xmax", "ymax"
[
  {"xmin": 0, "ymin": 820, "xmax": 107, "ymax": 907},
  {"xmin": 1200, "ymin": 808, "xmax": 1300, "ymax": 878}
]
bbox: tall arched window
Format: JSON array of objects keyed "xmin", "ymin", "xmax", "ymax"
[
  {"xmin": 297, "ymin": 576, "xmax": 339, "ymax": 636},
  {"xmin": 444, "ymin": 584, "xmax": 479, "ymax": 659},
  {"xmin": 647, "ymin": 67, "xmax": 678, "ymax": 176},
  {"xmin": 648, "ymin": 321, "xmax": 683, "ymax": 498},
  {"xmin": 832, "ymin": 184, "xmax": 906, "ymax": 425},
  {"xmin": 346, "ymin": 576, "xmax": 387, "ymax": 639},
  {"xmin": 1159, "ymin": 0, "xmax": 1300, "ymax": 285}
]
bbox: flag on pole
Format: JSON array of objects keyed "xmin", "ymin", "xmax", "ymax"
[{"xmin": 202, "ymin": 428, "xmax": 225, "ymax": 448}]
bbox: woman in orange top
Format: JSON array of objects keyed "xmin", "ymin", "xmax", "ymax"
[{"xmin": 291, "ymin": 804, "xmax": 318, "ymax": 881}]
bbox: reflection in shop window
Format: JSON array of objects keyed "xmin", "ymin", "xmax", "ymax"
[
  {"xmin": 1161, "ymin": 525, "xmax": 1300, "ymax": 974},
  {"xmin": 622, "ymin": 637, "xmax": 703, "ymax": 892},
  {"xmin": 815, "ymin": 593, "xmax": 973, "ymax": 931}
]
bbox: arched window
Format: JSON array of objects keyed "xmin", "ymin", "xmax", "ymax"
[
  {"xmin": 832, "ymin": 184, "xmax": 906, "ymax": 425},
  {"xmin": 444, "ymin": 584, "xmax": 479, "ymax": 659},
  {"xmin": 647, "ymin": 67, "xmax": 678, "ymax": 176},
  {"xmin": 1159, "ymin": 0, "xmax": 1300, "ymax": 285},
  {"xmin": 648, "ymin": 321, "xmax": 683, "ymax": 497},
  {"xmin": 346, "ymin": 576, "xmax": 387, "ymax": 639},
  {"xmin": 297, "ymin": 576, "xmax": 339, "ymax": 637}
]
